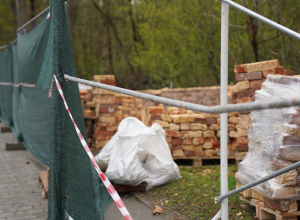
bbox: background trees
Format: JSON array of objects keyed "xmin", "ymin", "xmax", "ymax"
[{"xmin": 1, "ymin": 0, "xmax": 300, "ymax": 89}]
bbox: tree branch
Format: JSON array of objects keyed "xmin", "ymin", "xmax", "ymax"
[{"xmin": 257, "ymin": 33, "xmax": 282, "ymax": 45}]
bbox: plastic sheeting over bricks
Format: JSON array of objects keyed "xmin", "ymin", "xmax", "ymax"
[{"xmin": 236, "ymin": 75, "xmax": 300, "ymax": 201}]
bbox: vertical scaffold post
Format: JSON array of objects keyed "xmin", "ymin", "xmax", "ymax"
[{"xmin": 220, "ymin": 2, "xmax": 229, "ymax": 220}]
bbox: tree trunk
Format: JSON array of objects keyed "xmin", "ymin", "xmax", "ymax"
[
  {"xmin": 242, "ymin": 0, "xmax": 260, "ymax": 62},
  {"xmin": 10, "ymin": 0, "xmax": 18, "ymax": 36},
  {"xmin": 128, "ymin": 0, "xmax": 138, "ymax": 52},
  {"xmin": 102, "ymin": 0, "xmax": 113, "ymax": 75},
  {"xmin": 30, "ymin": 0, "xmax": 35, "ymax": 18},
  {"xmin": 15, "ymin": 0, "xmax": 29, "ymax": 28}
]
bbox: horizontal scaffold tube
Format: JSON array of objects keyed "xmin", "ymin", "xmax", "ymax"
[
  {"xmin": 220, "ymin": 0, "xmax": 300, "ymax": 40},
  {"xmin": 215, "ymin": 160, "xmax": 300, "ymax": 203},
  {"xmin": 64, "ymin": 74, "xmax": 300, "ymax": 114},
  {"xmin": 17, "ymin": 6, "xmax": 49, "ymax": 31}
]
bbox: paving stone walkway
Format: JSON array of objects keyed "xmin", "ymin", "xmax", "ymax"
[
  {"xmin": 0, "ymin": 123, "xmax": 48, "ymax": 220},
  {"xmin": 0, "ymin": 122, "xmax": 169, "ymax": 220}
]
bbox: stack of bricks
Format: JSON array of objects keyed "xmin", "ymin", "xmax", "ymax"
[
  {"xmin": 147, "ymin": 105, "xmax": 240, "ymax": 158},
  {"xmin": 80, "ymin": 87, "xmax": 95, "ymax": 117},
  {"xmin": 90, "ymin": 75, "xmax": 147, "ymax": 149},
  {"xmin": 233, "ymin": 59, "xmax": 295, "ymax": 157},
  {"xmin": 92, "ymin": 75, "xmax": 117, "ymax": 149},
  {"xmin": 140, "ymin": 86, "xmax": 237, "ymax": 108},
  {"xmin": 115, "ymin": 94, "xmax": 146, "ymax": 125},
  {"xmin": 236, "ymin": 75, "xmax": 300, "ymax": 215}
]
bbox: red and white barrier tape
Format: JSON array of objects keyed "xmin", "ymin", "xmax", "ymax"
[
  {"xmin": 42, "ymin": 186, "xmax": 48, "ymax": 199},
  {"xmin": 53, "ymin": 75, "xmax": 132, "ymax": 220}
]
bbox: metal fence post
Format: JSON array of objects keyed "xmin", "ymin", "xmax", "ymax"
[{"xmin": 220, "ymin": 2, "xmax": 229, "ymax": 220}]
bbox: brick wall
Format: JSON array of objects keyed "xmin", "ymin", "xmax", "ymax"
[{"xmin": 80, "ymin": 59, "xmax": 295, "ymax": 156}]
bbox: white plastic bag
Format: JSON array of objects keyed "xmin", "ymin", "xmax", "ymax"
[{"xmin": 95, "ymin": 117, "xmax": 181, "ymax": 190}]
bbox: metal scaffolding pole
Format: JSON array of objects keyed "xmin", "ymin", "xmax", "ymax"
[
  {"xmin": 220, "ymin": 2, "xmax": 229, "ymax": 220},
  {"xmin": 215, "ymin": 160, "xmax": 300, "ymax": 203},
  {"xmin": 220, "ymin": 0, "xmax": 300, "ymax": 40},
  {"xmin": 0, "ymin": 7, "xmax": 49, "ymax": 50},
  {"xmin": 64, "ymin": 75, "xmax": 300, "ymax": 114},
  {"xmin": 17, "ymin": 6, "xmax": 49, "ymax": 32}
]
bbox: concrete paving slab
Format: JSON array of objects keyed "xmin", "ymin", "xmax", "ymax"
[{"xmin": 104, "ymin": 193, "xmax": 167, "ymax": 220}]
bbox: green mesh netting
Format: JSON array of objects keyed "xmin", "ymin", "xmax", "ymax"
[
  {"xmin": 17, "ymin": 13, "xmax": 51, "ymax": 164},
  {"xmin": 36, "ymin": 1, "xmax": 112, "ymax": 219},
  {"xmin": 12, "ymin": 45, "xmax": 22, "ymax": 141},
  {"xmin": 0, "ymin": 14, "xmax": 51, "ymax": 164},
  {"xmin": 0, "ymin": 44, "xmax": 13, "ymax": 126},
  {"xmin": 0, "ymin": 1, "xmax": 112, "ymax": 219}
]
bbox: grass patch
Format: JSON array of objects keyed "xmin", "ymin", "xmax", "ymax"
[{"xmin": 146, "ymin": 165, "xmax": 255, "ymax": 219}]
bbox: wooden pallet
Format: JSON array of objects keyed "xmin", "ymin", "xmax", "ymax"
[
  {"xmin": 239, "ymin": 195, "xmax": 300, "ymax": 220},
  {"xmin": 173, "ymin": 156, "xmax": 236, "ymax": 167},
  {"xmin": 1, "ymin": 126, "xmax": 12, "ymax": 133},
  {"xmin": 6, "ymin": 142, "xmax": 26, "ymax": 151},
  {"xmin": 113, "ymin": 183, "xmax": 146, "ymax": 193},
  {"xmin": 39, "ymin": 170, "xmax": 146, "ymax": 195}
]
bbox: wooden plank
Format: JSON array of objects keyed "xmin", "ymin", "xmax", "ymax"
[
  {"xmin": 257, "ymin": 202, "xmax": 276, "ymax": 220},
  {"xmin": 192, "ymin": 159, "xmax": 202, "ymax": 167},
  {"xmin": 6, "ymin": 142, "xmax": 26, "ymax": 151},
  {"xmin": 112, "ymin": 183, "xmax": 146, "ymax": 193},
  {"xmin": 173, "ymin": 156, "xmax": 235, "ymax": 167},
  {"xmin": 84, "ymin": 116, "xmax": 98, "ymax": 120},
  {"xmin": 172, "ymin": 156, "xmax": 235, "ymax": 160},
  {"xmin": 1, "ymin": 126, "xmax": 12, "ymax": 133}
]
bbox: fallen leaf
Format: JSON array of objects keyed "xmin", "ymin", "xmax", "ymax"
[
  {"xmin": 236, "ymin": 212, "xmax": 242, "ymax": 216},
  {"xmin": 153, "ymin": 205, "xmax": 164, "ymax": 215}
]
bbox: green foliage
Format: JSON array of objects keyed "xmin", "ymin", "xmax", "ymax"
[
  {"xmin": 0, "ymin": 1, "xmax": 16, "ymax": 46},
  {"xmin": 1, "ymin": 0, "xmax": 300, "ymax": 90}
]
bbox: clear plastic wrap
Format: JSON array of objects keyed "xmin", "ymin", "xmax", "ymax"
[{"xmin": 236, "ymin": 75, "xmax": 300, "ymax": 200}]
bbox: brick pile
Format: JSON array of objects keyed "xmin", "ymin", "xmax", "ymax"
[
  {"xmin": 81, "ymin": 75, "xmax": 147, "ymax": 149},
  {"xmin": 115, "ymin": 94, "xmax": 146, "ymax": 125},
  {"xmin": 236, "ymin": 75, "xmax": 300, "ymax": 214},
  {"xmin": 140, "ymin": 86, "xmax": 236, "ymax": 109},
  {"xmin": 92, "ymin": 75, "xmax": 117, "ymax": 149},
  {"xmin": 233, "ymin": 59, "xmax": 295, "ymax": 156},
  {"xmin": 147, "ymin": 105, "xmax": 240, "ymax": 158},
  {"xmin": 80, "ymin": 86, "xmax": 94, "ymax": 117}
]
